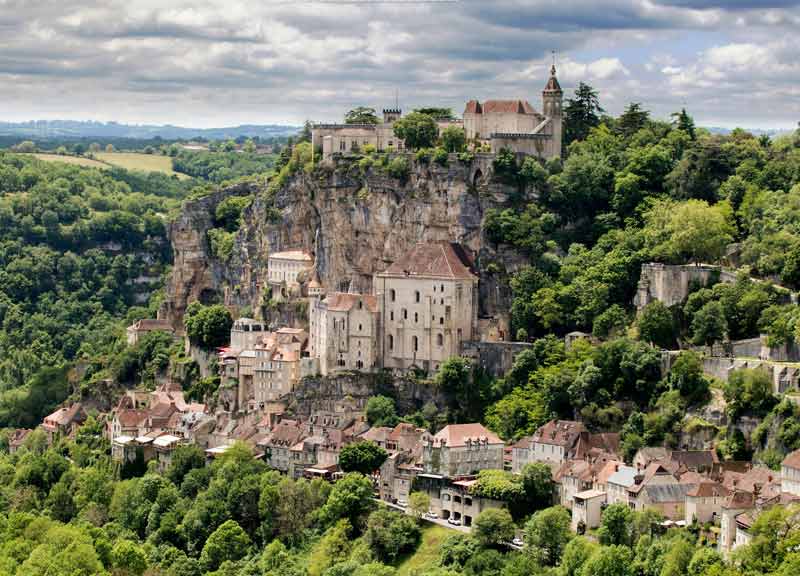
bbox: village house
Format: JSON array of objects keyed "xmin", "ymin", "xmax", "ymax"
[
  {"xmin": 258, "ymin": 418, "xmax": 307, "ymax": 474},
  {"xmin": 126, "ymin": 318, "xmax": 174, "ymax": 346},
  {"xmin": 372, "ymin": 422, "xmax": 428, "ymax": 503},
  {"xmin": 781, "ymin": 449, "xmax": 800, "ymax": 496},
  {"xmin": 439, "ymin": 478, "xmax": 504, "ymax": 527},
  {"xmin": 235, "ymin": 327, "xmax": 308, "ymax": 411},
  {"xmin": 685, "ymin": 481, "xmax": 731, "ymax": 525},
  {"xmin": 627, "ymin": 461, "xmax": 694, "ymax": 520},
  {"xmin": 373, "ymin": 241, "xmax": 479, "ymax": 375},
  {"xmin": 308, "ymin": 292, "xmax": 379, "ymax": 376},
  {"xmin": 572, "ymin": 489, "xmax": 607, "ymax": 532},
  {"xmin": 267, "ymin": 250, "xmax": 313, "ymax": 301},
  {"xmin": 313, "ymin": 109, "xmax": 406, "ymax": 161},
  {"xmin": 42, "ymin": 403, "xmax": 86, "ymax": 444},
  {"xmin": 606, "ymin": 464, "xmax": 637, "ymax": 506},
  {"xmin": 422, "ymin": 423, "xmax": 504, "ymax": 478},
  {"xmin": 513, "ymin": 420, "xmax": 586, "ymax": 471},
  {"xmin": 229, "ymin": 318, "xmax": 270, "ymax": 352}
]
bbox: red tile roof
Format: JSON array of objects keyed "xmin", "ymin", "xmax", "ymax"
[
  {"xmin": 430, "ymin": 423, "xmax": 502, "ymax": 447},
  {"xmin": 464, "ymin": 99, "xmax": 537, "ymax": 115},
  {"xmin": 532, "ymin": 420, "xmax": 585, "ymax": 447},
  {"xmin": 782, "ymin": 449, "xmax": 800, "ymax": 469},
  {"xmin": 324, "ymin": 292, "xmax": 378, "ymax": 313},
  {"xmin": 378, "ymin": 242, "xmax": 477, "ymax": 281}
]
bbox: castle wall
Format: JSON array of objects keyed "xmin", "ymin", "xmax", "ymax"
[
  {"xmin": 634, "ymin": 263, "xmax": 736, "ymax": 311},
  {"xmin": 461, "ymin": 340, "xmax": 533, "ymax": 378}
]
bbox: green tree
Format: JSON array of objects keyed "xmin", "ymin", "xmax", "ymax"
[
  {"xmin": 308, "ymin": 519, "xmax": 353, "ymax": 576},
  {"xmin": 472, "ymin": 508, "xmax": 515, "ymax": 549},
  {"xmin": 440, "ymin": 126, "xmax": 466, "ymax": 153},
  {"xmin": 364, "ymin": 508, "xmax": 421, "ymax": 562},
  {"xmin": 667, "ymin": 350, "xmax": 710, "ymax": 404},
  {"xmin": 564, "ymin": 82, "xmax": 604, "ymax": 146},
  {"xmin": 365, "ymin": 396, "xmax": 399, "ymax": 427},
  {"xmin": 393, "ymin": 112, "xmax": 438, "ymax": 150},
  {"xmin": 637, "ymin": 300, "xmax": 675, "ymax": 349},
  {"xmin": 671, "ymin": 108, "xmax": 696, "ymax": 140},
  {"xmin": 598, "ymin": 503, "xmax": 633, "ymax": 546},
  {"xmin": 111, "ymin": 540, "xmax": 148, "ymax": 576},
  {"xmin": 561, "ymin": 537, "xmax": 598, "ymax": 576},
  {"xmin": 199, "ymin": 520, "xmax": 251, "ymax": 572},
  {"xmin": 319, "ymin": 472, "xmax": 375, "ymax": 528},
  {"xmin": 691, "ymin": 300, "xmax": 728, "ymax": 351},
  {"xmin": 520, "ymin": 462, "xmax": 554, "ymax": 513},
  {"xmin": 524, "ymin": 505, "xmax": 572, "ymax": 566},
  {"xmin": 723, "ymin": 368, "xmax": 776, "ymax": 419},
  {"xmin": 408, "ymin": 491, "xmax": 430, "ymax": 519},
  {"xmin": 415, "ymin": 107, "xmax": 455, "ymax": 120},
  {"xmin": 581, "ymin": 545, "xmax": 634, "ymax": 576},
  {"xmin": 617, "ymin": 103, "xmax": 650, "ymax": 139},
  {"xmin": 338, "ymin": 441, "xmax": 388, "ymax": 475},
  {"xmin": 167, "ymin": 444, "xmax": 206, "ymax": 487},
  {"xmin": 345, "ymin": 107, "xmax": 380, "ymax": 124},
  {"xmin": 184, "ymin": 303, "xmax": 233, "ymax": 349},
  {"xmin": 593, "ymin": 304, "xmax": 628, "ymax": 339}
]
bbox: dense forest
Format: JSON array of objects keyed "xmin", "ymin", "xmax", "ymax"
[
  {"xmin": 0, "ymin": 154, "xmax": 194, "ymax": 426},
  {"xmin": 0, "ymin": 432, "xmax": 797, "ymax": 576}
]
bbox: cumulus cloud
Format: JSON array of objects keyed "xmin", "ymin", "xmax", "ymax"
[{"xmin": 0, "ymin": 0, "xmax": 798, "ymax": 128}]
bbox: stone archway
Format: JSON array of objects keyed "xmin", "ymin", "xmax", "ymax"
[{"xmin": 472, "ymin": 168, "xmax": 483, "ymax": 188}]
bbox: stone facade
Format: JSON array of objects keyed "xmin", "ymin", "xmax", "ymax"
[
  {"xmin": 782, "ymin": 450, "xmax": 800, "ymax": 496},
  {"xmin": 308, "ymin": 292, "xmax": 378, "ymax": 376},
  {"xmin": 464, "ymin": 65, "xmax": 563, "ymax": 159},
  {"xmin": 230, "ymin": 318, "xmax": 269, "ymax": 352},
  {"xmin": 634, "ymin": 263, "xmax": 736, "ymax": 312},
  {"xmin": 374, "ymin": 242, "xmax": 478, "ymax": 375},
  {"xmin": 422, "ymin": 423, "xmax": 504, "ymax": 478},
  {"xmin": 267, "ymin": 250, "xmax": 313, "ymax": 301}
]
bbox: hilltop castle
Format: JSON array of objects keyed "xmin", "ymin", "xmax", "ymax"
[{"xmin": 312, "ymin": 65, "xmax": 563, "ymax": 160}]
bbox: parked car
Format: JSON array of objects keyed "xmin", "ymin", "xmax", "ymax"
[
  {"xmin": 512, "ymin": 537, "xmax": 524, "ymax": 547},
  {"xmin": 424, "ymin": 511, "xmax": 438, "ymax": 520},
  {"xmin": 447, "ymin": 517, "xmax": 462, "ymax": 526},
  {"xmin": 397, "ymin": 499, "xmax": 407, "ymax": 508}
]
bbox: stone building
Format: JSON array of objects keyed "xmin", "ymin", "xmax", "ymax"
[
  {"xmin": 126, "ymin": 319, "xmax": 174, "ymax": 346},
  {"xmin": 422, "ymin": 423, "xmax": 504, "ymax": 478},
  {"xmin": 374, "ymin": 241, "xmax": 478, "ymax": 375},
  {"xmin": 230, "ymin": 318, "xmax": 270, "ymax": 352},
  {"xmin": 512, "ymin": 420, "xmax": 586, "ymax": 471},
  {"xmin": 267, "ymin": 250, "xmax": 313, "ymax": 301},
  {"xmin": 42, "ymin": 403, "xmax": 87, "ymax": 444},
  {"xmin": 781, "ymin": 449, "xmax": 800, "ymax": 496},
  {"xmin": 308, "ymin": 292, "xmax": 379, "ymax": 376},
  {"xmin": 313, "ymin": 109, "xmax": 407, "ymax": 161},
  {"xmin": 463, "ymin": 65, "xmax": 562, "ymax": 159},
  {"xmin": 236, "ymin": 328, "xmax": 308, "ymax": 411}
]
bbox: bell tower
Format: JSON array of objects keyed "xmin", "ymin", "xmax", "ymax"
[{"xmin": 542, "ymin": 63, "xmax": 563, "ymax": 158}]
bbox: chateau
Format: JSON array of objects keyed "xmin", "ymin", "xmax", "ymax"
[{"xmin": 312, "ymin": 65, "xmax": 563, "ymax": 160}]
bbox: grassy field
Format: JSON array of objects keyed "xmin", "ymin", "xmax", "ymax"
[
  {"xmin": 396, "ymin": 524, "xmax": 451, "ymax": 576},
  {"xmin": 95, "ymin": 152, "xmax": 190, "ymax": 179},
  {"xmin": 32, "ymin": 153, "xmax": 108, "ymax": 169}
]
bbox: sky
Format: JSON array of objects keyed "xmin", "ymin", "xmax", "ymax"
[{"xmin": 1, "ymin": 0, "xmax": 799, "ymax": 129}]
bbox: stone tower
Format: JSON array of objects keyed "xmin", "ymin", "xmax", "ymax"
[{"xmin": 542, "ymin": 64, "xmax": 563, "ymax": 158}]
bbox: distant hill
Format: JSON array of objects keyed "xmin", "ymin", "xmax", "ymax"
[
  {"xmin": 703, "ymin": 126, "xmax": 796, "ymax": 138},
  {"xmin": 0, "ymin": 120, "xmax": 301, "ymax": 141}
]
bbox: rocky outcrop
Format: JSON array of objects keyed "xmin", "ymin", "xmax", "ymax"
[{"xmin": 161, "ymin": 153, "xmax": 530, "ymax": 331}]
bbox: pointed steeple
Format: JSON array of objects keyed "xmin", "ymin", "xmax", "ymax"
[{"xmin": 544, "ymin": 64, "xmax": 562, "ymax": 93}]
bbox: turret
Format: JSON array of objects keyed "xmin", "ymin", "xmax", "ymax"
[
  {"xmin": 542, "ymin": 64, "xmax": 563, "ymax": 157},
  {"xmin": 383, "ymin": 109, "xmax": 401, "ymax": 123}
]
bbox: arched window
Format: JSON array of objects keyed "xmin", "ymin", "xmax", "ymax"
[
  {"xmin": 358, "ymin": 300, "xmax": 363, "ymax": 309},
  {"xmin": 358, "ymin": 324, "xmax": 363, "ymax": 331},
  {"xmin": 415, "ymin": 290, "xmax": 420, "ymax": 303},
  {"xmin": 414, "ymin": 312, "xmax": 418, "ymax": 323},
  {"xmin": 437, "ymin": 334, "xmax": 443, "ymax": 346},
  {"xmin": 440, "ymin": 284, "xmax": 445, "ymax": 292},
  {"xmin": 413, "ymin": 336, "xmax": 418, "ymax": 352},
  {"xmin": 390, "ymin": 289, "xmax": 396, "ymax": 302},
  {"xmin": 439, "ymin": 317, "xmax": 444, "ymax": 325},
  {"xmin": 390, "ymin": 311, "xmax": 394, "ymax": 321},
  {"xmin": 388, "ymin": 335, "xmax": 394, "ymax": 350},
  {"xmin": 403, "ymin": 309, "xmax": 407, "ymax": 320}
]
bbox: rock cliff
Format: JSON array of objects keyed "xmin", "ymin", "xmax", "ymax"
[{"xmin": 161, "ymin": 153, "xmax": 531, "ymax": 332}]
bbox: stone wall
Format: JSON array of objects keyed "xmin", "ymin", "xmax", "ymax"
[
  {"xmin": 634, "ymin": 263, "xmax": 736, "ymax": 311},
  {"xmin": 701, "ymin": 356, "xmax": 800, "ymax": 395},
  {"xmin": 461, "ymin": 340, "xmax": 533, "ymax": 378}
]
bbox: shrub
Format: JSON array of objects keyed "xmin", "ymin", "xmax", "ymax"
[
  {"xmin": 432, "ymin": 147, "xmax": 449, "ymax": 167},
  {"xmin": 387, "ymin": 157, "xmax": 410, "ymax": 180}
]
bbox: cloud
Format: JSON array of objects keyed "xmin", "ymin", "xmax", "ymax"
[{"xmin": 0, "ymin": 0, "xmax": 798, "ymax": 128}]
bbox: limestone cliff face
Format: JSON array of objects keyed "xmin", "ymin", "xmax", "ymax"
[{"xmin": 162, "ymin": 154, "xmax": 531, "ymax": 331}]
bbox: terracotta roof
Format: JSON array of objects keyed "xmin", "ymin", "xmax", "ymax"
[
  {"xmin": 532, "ymin": 420, "xmax": 585, "ymax": 447},
  {"xmin": 782, "ymin": 449, "xmax": 800, "ymax": 469},
  {"xmin": 378, "ymin": 242, "xmax": 477, "ymax": 281},
  {"xmin": 43, "ymin": 403, "xmax": 86, "ymax": 427},
  {"xmin": 360, "ymin": 426, "xmax": 394, "ymax": 444},
  {"xmin": 635, "ymin": 447, "xmax": 669, "ymax": 464},
  {"xmin": 670, "ymin": 450, "xmax": 718, "ymax": 471},
  {"xmin": 628, "ymin": 462, "xmax": 678, "ymax": 495},
  {"xmin": 9, "ymin": 428, "xmax": 32, "ymax": 447},
  {"xmin": 722, "ymin": 489, "xmax": 755, "ymax": 510},
  {"xmin": 116, "ymin": 409, "xmax": 148, "ymax": 428},
  {"xmin": 463, "ymin": 99, "xmax": 537, "ymax": 115},
  {"xmin": 269, "ymin": 250, "xmax": 313, "ymax": 262},
  {"xmin": 324, "ymin": 292, "xmax": 378, "ymax": 313},
  {"xmin": 687, "ymin": 481, "xmax": 730, "ymax": 498},
  {"xmin": 430, "ymin": 423, "xmax": 502, "ymax": 448},
  {"xmin": 721, "ymin": 466, "xmax": 778, "ymax": 493}
]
